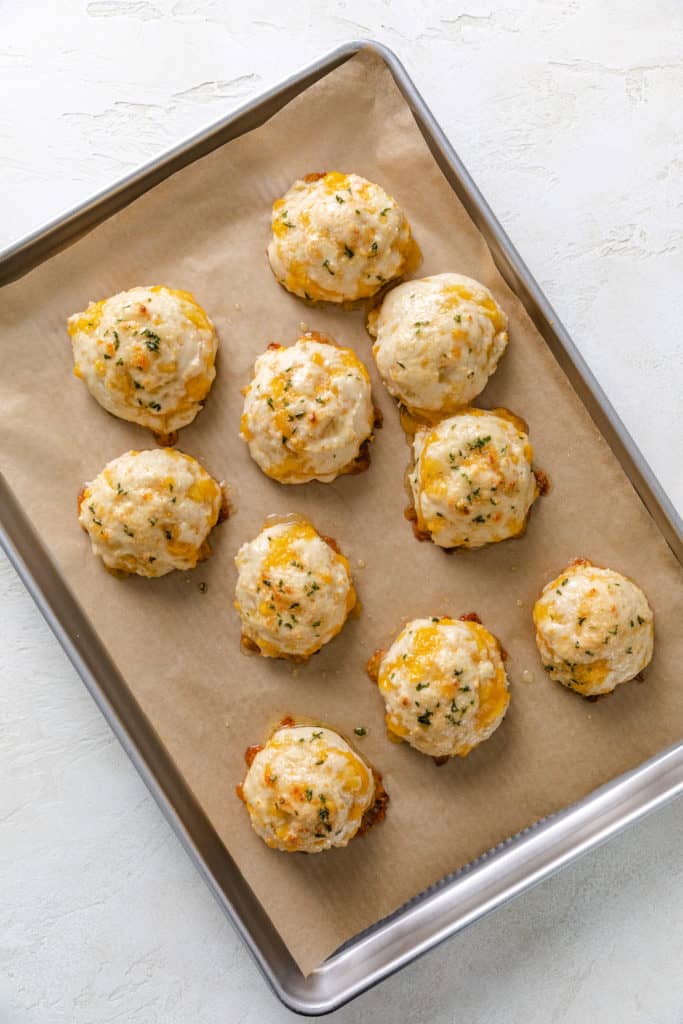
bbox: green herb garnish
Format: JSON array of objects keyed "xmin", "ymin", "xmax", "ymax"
[
  {"xmin": 88, "ymin": 504, "xmax": 102, "ymax": 526},
  {"xmin": 142, "ymin": 329, "xmax": 161, "ymax": 351}
]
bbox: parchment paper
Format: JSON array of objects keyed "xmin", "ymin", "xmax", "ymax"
[{"xmin": 2, "ymin": 50, "xmax": 682, "ymax": 976}]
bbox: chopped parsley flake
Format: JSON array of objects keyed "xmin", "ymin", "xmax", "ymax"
[
  {"xmin": 353, "ymin": 726, "xmax": 367, "ymax": 736},
  {"xmin": 468, "ymin": 435, "xmax": 491, "ymax": 450},
  {"xmin": 142, "ymin": 329, "xmax": 161, "ymax": 351},
  {"xmin": 322, "ymin": 258, "xmax": 335, "ymax": 275}
]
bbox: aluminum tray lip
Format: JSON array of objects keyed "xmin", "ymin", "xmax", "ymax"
[{"xmin": 2, "ymin": 39, "xmax": 682, "ymax": 1016}]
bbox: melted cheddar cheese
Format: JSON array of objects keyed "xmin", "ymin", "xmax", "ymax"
[
  {"xmin": 68, "ymin": 285, "xmax": 218, "ymax": 436},
  {"xmin": 78, "ymin": 448, "xmax": 223, "ymax": 577},
  {"xmin": 267, "ymin": 172, "xmax": 415, "ymax": 302},
  {"xmin": 409, "ymin": 408, "xmax": 539, "ymax": 548},
  {"xmin": 368, "ymin": 273, "xmax": 508, "ymax": 414},
  {"xmin": 240, "ymin": 335, "xmax": 374, "ymax": 484},
  {"xmin": 241, "ymin": 726, "xmax": 375, "ymax": 853},
  {"xmin": 376, "ymin": 617, "xmax": 509, "ymax": 758},
  {"xmin": 234, "ymin": 518, "xmax": 356, "ymax": 659},
  {"xmin": 533, "ymin": 560, "xmax": 654, "ymax": 696}
]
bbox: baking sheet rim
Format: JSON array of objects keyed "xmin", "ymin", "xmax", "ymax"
[{"xmin": 1, "ymin": 39, "xmax": 682, "ymax": 1016}]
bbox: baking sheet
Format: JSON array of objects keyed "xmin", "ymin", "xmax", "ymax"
[{"xmin": 1, "ymin": 49, "xmax": 682, "ymax": 976}]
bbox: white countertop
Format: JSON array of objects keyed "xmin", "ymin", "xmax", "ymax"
[{"xmin": 2, "ymin": 2, "xmax": 681, "ymax": 1021}]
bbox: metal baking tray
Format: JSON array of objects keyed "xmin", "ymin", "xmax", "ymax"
[{"xmin": 2, "ymin": 40, "xmax": 682, "ymax": 1015}]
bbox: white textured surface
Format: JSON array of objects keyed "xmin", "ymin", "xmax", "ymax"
[{"xmin": 2, "ymin": 1, "xmax": 681, "ymax": 1021}]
